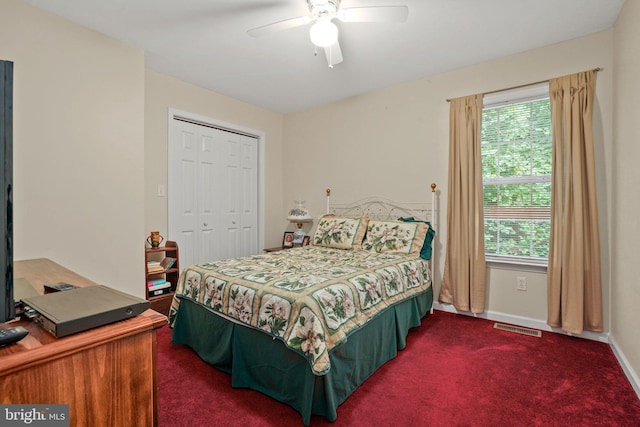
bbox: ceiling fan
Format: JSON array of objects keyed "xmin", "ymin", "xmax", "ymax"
[{"xmin": 247, "ymin": 0, "xmax": 409, "ymax": 68}]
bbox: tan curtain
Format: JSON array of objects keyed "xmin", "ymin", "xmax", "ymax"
[
  {"xmin": 547, "ymin": 70, "xmax": 603, "ymax": 334},
  {"xmin": 439, "ymin": 94, "xmax": 486, "ymax": 314}
]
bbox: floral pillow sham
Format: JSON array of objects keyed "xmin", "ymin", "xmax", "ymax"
[
  {"xmin": 311, "ymin": 215, "xmax": 370, "ymax": 250},
  {"xmin": 361, "ymin": 220, "xmax": 429, "ymax": 256},
  {"xmin": 398, "ymin": 217, "xmax": 436, "ymax": 260}
]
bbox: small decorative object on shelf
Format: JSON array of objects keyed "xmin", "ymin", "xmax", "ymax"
[
  {"xmin": 282, "ymin": 231, "xmax": 294, "ymax": 248},
  {"xmin": 146, "ymin": 231, "xmax": 164, "ymax": 248}
]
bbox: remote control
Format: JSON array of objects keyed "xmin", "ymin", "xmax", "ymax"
[{"xmin": 0, "ymin": 326, "xmax": 29, "ymax": 347}]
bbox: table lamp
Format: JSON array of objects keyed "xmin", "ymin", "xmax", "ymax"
[{"xmin": 287, "ymin": 200, "xmax": 312, "ymax": 244}]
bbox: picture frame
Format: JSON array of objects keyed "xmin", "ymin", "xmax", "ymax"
[
  {"xmin": 302, "ymin": 236, "xmax": 310, "ymax": 247},
  {"xmin": 282, "ymin": 231, "xmax": 294, "ymax": 248}
]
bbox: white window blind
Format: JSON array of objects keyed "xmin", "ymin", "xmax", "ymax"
[{"xmin": 482, "ymin": 84, "xmax": 551, "ymax": 266}]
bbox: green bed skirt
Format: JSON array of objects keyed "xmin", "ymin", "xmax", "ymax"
[{"xmin": 171, "ymin": 286, "xmax": 433, "ymax": 425}]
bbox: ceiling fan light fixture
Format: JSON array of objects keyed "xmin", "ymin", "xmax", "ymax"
[{"xmin": 309, "ymin": 19, "xmax": 338, "ymax": 47}]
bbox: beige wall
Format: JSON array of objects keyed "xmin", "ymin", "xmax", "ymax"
[
  {"xmin": 0, "ymin": 0, "xmax": 146, "ymax": 297},
  {"xmin": 284, "ymin": 30, "xmax": 614, "ymax": 331},
  {"xmin": 144, "ymin": 70, "xmax": 285, "ymax": 250},
  {"xmin": 612, "ymin": 0, "xmax": 640, "ymax": 390}
]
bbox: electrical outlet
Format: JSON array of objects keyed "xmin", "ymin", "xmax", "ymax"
[{"xmin": 516, "ymin": 276, "xmax": 527, "ymax": 291}]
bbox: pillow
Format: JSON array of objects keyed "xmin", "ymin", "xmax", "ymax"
[
  {"xmin": 311, "ymin": 215, "xmax": 370, "ymax": 250},
  {"xmin": 398, "ymin": 217, "xmax": 436, "ymax": 260},
  {"xmin": 362, "ymin": 220, "xmax": 428, "ymax": 256}
]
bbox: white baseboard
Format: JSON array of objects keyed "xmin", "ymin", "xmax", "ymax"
[
  {"xmin": 609, "ymin": 335, "xmax": 640, "ymax": 399},
  {"xmin": 432, "ymin": 302, "xmax": 609, "ymax": 341},
  {"xmin": 431, "ymin": 302, "xmax": 640, "ymax": 400}
]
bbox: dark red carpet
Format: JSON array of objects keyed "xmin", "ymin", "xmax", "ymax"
[{"xmin": 156, "ymin": 310, "xmax": 640, "ymax": 426}]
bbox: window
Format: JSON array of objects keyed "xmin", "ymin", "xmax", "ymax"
[{"xmin": 481, "ymin": 85, "xmax": 551, "ymax": 267}]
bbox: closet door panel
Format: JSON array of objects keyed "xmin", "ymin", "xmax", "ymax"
[
  {"xmin": 197, "ymin": 129, "xmax": 219, "ymax": 265},
  {"xmin": 239, "ymin": 135, "xmax": 258, "ymax": 257},
  {"xmin": 224, "ymin": 134, "xmax": 241, "ymax": 259},
  {"xmin": 171, "ymin": 121, "xmax": 198, "ymax": 268}
]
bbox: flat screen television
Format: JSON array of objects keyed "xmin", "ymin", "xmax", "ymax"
[{"xmin": 1, "ymin": 59, "xmax": 14, "ymax": 323}]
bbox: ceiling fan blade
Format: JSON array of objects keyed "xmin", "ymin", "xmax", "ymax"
[
  {"xmin": 324, "ymin": 39, "xmax": 343, "ymax": 68},
  {"xmin": 247, "ymin": 15, "xmax": 312, "ymax": 38},
  {"xmin": 338, "ymin": 6, "xmax": 409, "ymax": 23}
]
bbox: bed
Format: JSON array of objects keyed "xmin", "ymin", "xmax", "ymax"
[{"xmin": 168, "ymin": 185, "xmax": 437, "ymax": 425}]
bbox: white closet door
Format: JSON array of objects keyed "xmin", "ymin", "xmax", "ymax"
[
  {"xmin": 222, "ymin": 130, "xmax": 241, "ymax": 259},
  {"xmin": 239, "ymin": 134, "xmax": 258, "ymax": 257},
  {"xmin": 169, "ymin": 119, "xmax": 258, "ymax": 268},
  {"xmin": 197, "ymin": 127, "xmax": 221, "ymax": 265},
  {"xmin": 220, "ymin": 131, "xmax": 258, "ymax": 259},
  {"xmin": 170, "ymin": 120, "xmax": 198, "ymax": 269}
]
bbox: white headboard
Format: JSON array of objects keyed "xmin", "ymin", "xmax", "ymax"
[{"xmin": 325, "ymin": 183, "xmax": 437, "ymax": 226}]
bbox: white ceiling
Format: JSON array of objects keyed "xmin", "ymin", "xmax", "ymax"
[{"xmin": 23, "ymin": 0, "xmax": 624, "ymax": 113}]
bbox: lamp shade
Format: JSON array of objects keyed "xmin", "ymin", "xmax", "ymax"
[
  {"xmin": 309, "ymin": 19, "xmax": 338, "ymax": 48},
  {"xmin": 287, "ymin": 201, "xmax": 312, "ymax": 222}
]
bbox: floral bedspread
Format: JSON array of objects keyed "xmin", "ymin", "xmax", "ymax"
[{"xmin": 168, "ymin": 246, "xmax": 431, "ymax": 375}]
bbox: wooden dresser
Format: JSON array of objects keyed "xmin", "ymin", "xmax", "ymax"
[{"xmin": 0, "ymin": 259, "xmax": 167, "ymax": 426}]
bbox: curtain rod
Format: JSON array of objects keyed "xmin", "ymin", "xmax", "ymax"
[{"xmin": 445, "ymin": 67, "xmax": 602, "ymax": 102}]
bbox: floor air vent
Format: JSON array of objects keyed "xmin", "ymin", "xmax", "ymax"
[{"xmin": 493, "ymin": 323, "xmax": 542, "ymax": 337}]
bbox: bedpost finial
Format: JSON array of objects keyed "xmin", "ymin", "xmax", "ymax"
[
  {"xmin": 326, "ymin": 188, "xmax": 331, "ymax": 196},
  {"xmin": 431, "ymin": 183, "xmax": 436, "ymax": 192}
]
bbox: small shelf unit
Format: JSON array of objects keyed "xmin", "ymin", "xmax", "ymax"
[{"xmin": 145, "ymin": 240, "xmax": 179, "ymax": 315}]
